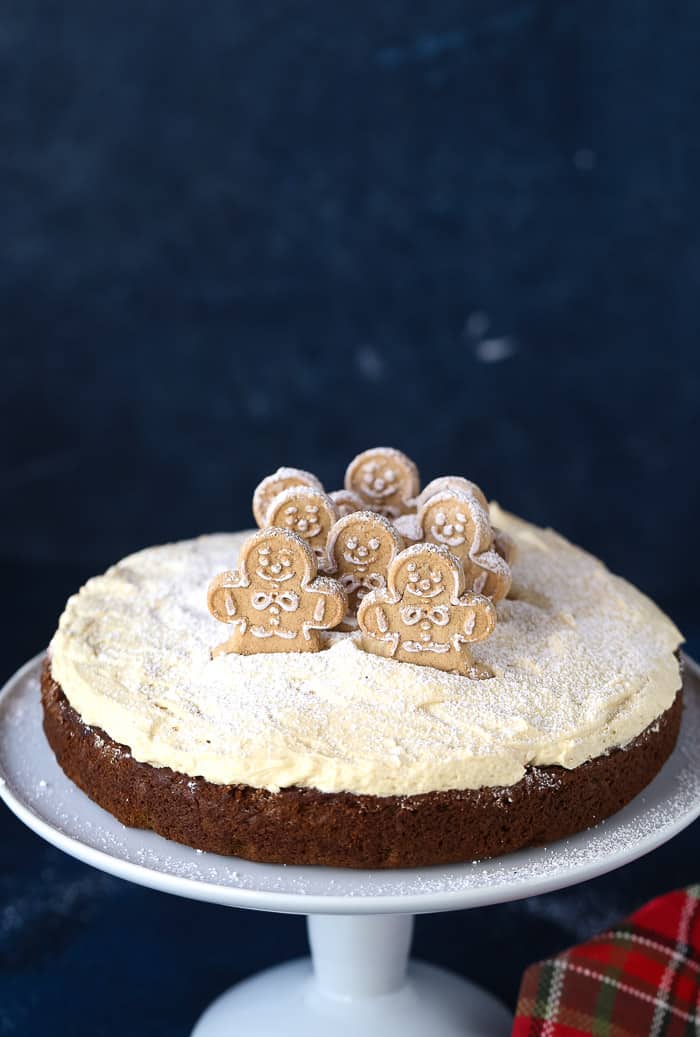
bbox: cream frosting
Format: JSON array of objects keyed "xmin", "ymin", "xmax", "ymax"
[{"xmin": 48, "ymin": 506, "xmax": 683, "ymax": 796}]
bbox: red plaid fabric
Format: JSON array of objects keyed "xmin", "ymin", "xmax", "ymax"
[{"xmin": 512, "ymin": 886, "xmax": 700, "ymax": 1036}]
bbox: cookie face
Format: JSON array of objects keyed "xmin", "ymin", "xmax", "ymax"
[
  {"xmin": 418, "ymin": 491, "xmax": 492, "ymax": 557},
  {"xmin": 327, "ymin": 511, "xmax": 404, "ymax": 614},
  {"xmin": 391, "ymin": 548, "xmax": 459, "ymax": 605},
  {"xmin": 413, "ymin": 476, "xmax": 489, "ymax": 514},
  {"xmin": 252, "ymin": 467, "xmax": 325, "ymax": 528},
  {"xmin": 249, "ymin": 536, "xmax": 310, "ymax": 591},
  {"xmin": 344, "ymin": 447, "xmax": 420, "ymax": 519},
  {"xmin": 208, "ymin": 528, "xmax": 347, "ymax": 656},
  {"xmin": 357, "ymin": 542, "xmax": 496, "ymax": 676},
  {"xmin": 265, "ymin": 487, "xmax": 338, "ymax": 572}
]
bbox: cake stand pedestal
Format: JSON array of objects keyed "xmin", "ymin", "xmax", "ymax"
[
  {"xmin": 192, "ymin": 913, "xmax": 511, "ymax": 1036},
  {"xmin": 194, "ymin": 913, "xmax": 510, "ymax": 1036},
  {"xmin": 2, "ymin": 655, "xmax": 700, "ymax": 1037}
]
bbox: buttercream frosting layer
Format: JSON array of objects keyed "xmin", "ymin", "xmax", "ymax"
[{"xmin": 48, "ymin": 507, "xmax": 683, "ymax": 796}]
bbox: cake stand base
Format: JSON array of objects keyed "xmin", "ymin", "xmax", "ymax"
[{"xmin": 192, "ymin": 915, "xmax": 511, "ymax": 1037}]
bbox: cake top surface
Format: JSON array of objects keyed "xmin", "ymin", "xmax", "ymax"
[{"xmin": 48, "ymin": 506, "xmax": 683, "ymax": 796}]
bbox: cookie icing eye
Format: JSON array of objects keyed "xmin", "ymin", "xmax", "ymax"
[{"xmin": 368, "ymin": 538, "xmax": 380, "ymax": 551}]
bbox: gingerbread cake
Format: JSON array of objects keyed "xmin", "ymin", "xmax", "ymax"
[{"xmin": 41, "ymin": 452, "xmax": 684, "ymax": 868}]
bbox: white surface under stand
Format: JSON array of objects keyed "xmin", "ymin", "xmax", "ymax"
[{"xmin": 1, "ymin": 656, "xmax": 700, "ymax": 1037}]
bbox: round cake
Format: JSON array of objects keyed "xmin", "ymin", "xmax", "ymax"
[{"xmin": 43, "ymin": 504, "xmax": 684, "ymax": 868}]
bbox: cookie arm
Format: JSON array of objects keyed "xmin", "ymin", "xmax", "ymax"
[
  {"xmin": 207, "ymin": 571, "xmax": 241, "ymax": 624},
  {"xmin": 357, "ymin": 589, "xmax": 401, "ymax": 655},
  {"xmin": 469, "ymin": 549, "xmax": 512, "ymax": 602},
  {"xmin": 303, "ymin": 577, "xmax": 348, "ymax": 639},
  {"xmin": 457, "ymin": 593, "xmax": 497, "ymax": 643}
]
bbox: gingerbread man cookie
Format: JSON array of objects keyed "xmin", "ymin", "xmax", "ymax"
[
  {"xmin": 265, "ymin": 486, "xmax": 338, "ymax": 572},
  {"xmin": 252, "ymin": 467, "xmax": 325, "ymax": 528},
  {"xmin": 327, "ymin": 510, "xmax": 404, "ymax": 618},
  {"xmin": 416, "ymin": 490, "xmax": 511, "ymax": 602},
  {"xmin": 357, "ymin": 542, "xmax": 496, "ymax": 677},
  {"xmin": 344, "ymin": 447, "xmax": 420, "ymax": 519},
  {"xmin": 208, "ymin": 528, "xmax": 347, "ymax": 657}
]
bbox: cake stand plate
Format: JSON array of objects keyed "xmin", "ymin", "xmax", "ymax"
[{"xmin": 1, "ymin": 654, "xmax": 699, "ymax": 1036}]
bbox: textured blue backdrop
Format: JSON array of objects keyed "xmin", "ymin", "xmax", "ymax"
[{"xmin": 1, "ymin": 2, "xmax": 699, "ymax": 1033}]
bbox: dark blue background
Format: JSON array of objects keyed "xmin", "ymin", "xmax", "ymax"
[{"xmin": 1, "ymin": 2, "xmax": 699, "ymax": 1033}]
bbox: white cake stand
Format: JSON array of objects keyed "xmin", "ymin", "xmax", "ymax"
[{"xmin": 1, "ymin": 655, "xmax": 699, "ymax": 1037}]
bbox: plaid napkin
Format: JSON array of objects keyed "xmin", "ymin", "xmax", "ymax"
[{"xmin": 512, "ymin": 885, "xmax": 700, "ymax": 1036}]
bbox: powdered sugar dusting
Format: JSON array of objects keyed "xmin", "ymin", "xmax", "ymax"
[
  {"xmin": 0, "ymin": 659, "xmax": 699, "ymax": 907},
  {"xmin": 47, "ymin": 507, "xmax": 683, "ymax": 796}
]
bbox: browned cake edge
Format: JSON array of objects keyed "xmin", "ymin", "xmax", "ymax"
[{"xmin": 40, "ymin": 658, "xmax": 683, "ymax": 869}]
